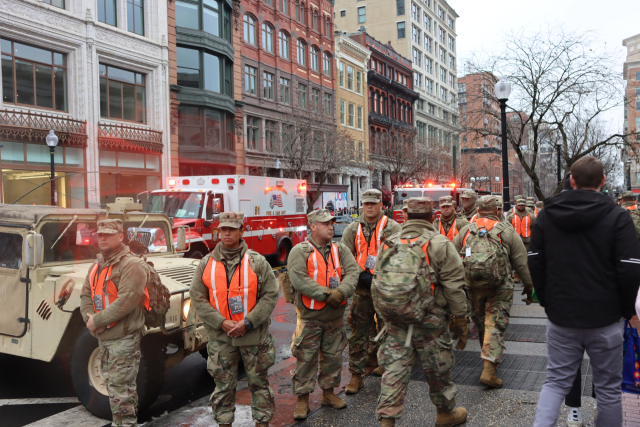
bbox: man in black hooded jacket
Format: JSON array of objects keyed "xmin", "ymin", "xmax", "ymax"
[{"xmin": 530, "ymin": 156, "xmax": 640, "ymax": 427}]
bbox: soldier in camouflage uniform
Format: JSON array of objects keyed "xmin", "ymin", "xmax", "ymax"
[
  {"xmin": 80, "ymin": 219, "xmax": 149, "ymax": 427},
  {"xmin": 190, "ymin": 212, "xmax": 279, "ymax": 427},
  {"xmin": 495, "ymin": 196, "xmax": 508, "ymax": 223},
  {"xmin": 401, "ymin": 199, "xmax": 409, "ymax": 222},
  {"xmin": 374, "ymin": 197, "xmax": 469, "ymax": 427},
  {"xmin": 506, "ymin": 197, "xmax": 536, "ymax": 251},
  {"xmin": 460, "ymin": 190, "xmax": 478, "ymax": 222},
  {"xmin": 453, "ymin": 196, "xmax": 534, "ymax": 389},
  {"xmin": 620, "ymin": 191, "xmax": 640, "ymax": 243},
  {"xmin": 535, "ymin": 200, "xmax": 543, "ymax": 211},
  {"xmin": 340, "ymin": 189, "xmax": 401, "ymax": 394},
  {"xmin": 526, "ymin": 197, "xmax": 537, "ymax": 216},
  {"xmin": 287, "ymin": 209, "xmax": 359, "ymax": 420},
  {"xmin": 434, "ymin": 195, "xmax": 469, "ymax": 241}
]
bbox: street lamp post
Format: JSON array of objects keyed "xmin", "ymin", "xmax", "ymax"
[
  {"xmin": 45, "ymin": 130, "xmax": 59, "ymax": 206},
  {"xmin": 626, "ymin": 160, "xmax": 632, "ymax": 191},
  {"xmin": 556, "ymin": 141, "xmax": 562, "ymax": 188},
  {"xmin": 495, "ymin": 80, "xmax": 511, "ymax": 212}
]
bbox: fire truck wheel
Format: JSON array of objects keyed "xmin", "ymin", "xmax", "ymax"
[
  {"xmin": 71, "ymin": 328, "xmax": 166, "ymax": 420},
  {"xmin": 188, "ymin": 251, "xmax": 204, "ymax": 259},
  {"xmin": 274, "ymin": 241, "xmax": 291, "ymax": 266}
]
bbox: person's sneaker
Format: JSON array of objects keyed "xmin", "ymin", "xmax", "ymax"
[{"xmin": 566, "ymin": 407, "xmax": 583, "ymax": 427}]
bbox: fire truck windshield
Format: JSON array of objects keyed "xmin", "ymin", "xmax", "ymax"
[{"xmin": 145, "ymin": 192, "xmax": 204, "ymax": 219}]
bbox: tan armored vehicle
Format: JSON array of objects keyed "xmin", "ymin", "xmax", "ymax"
[{"xmin": 0, "ymin": 199, "xmax": 208, "ymax": 420}]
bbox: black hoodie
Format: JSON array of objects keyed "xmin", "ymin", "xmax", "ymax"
[{"xmin": 528, "ymin": 189, "xmax": 640, "ymax": 328}]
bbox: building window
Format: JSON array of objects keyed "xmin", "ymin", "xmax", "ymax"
[
  {"xmin": 339, "ymin": 62, "xmax": 344, "ymax": 87},
  {"xmin": 244, "ymin": 65, "xmax": 257, "ymax": 94},
  {"xmin": 357, "ymin": 6, "xmax": 366, "ymax": 23},
  {"xmin": 448, "ymin": 16, "xmax": 454, "ymax": 30},
  {"xmin": 311, "ymin": 46, "xmax": 319, "ymax": 72},
  {"xmin": 99, "ymin": 64, "xmax": 146, "ymax": 123},
  {"xmin": 177, "ymin": 47, "xmax": 230, "ymax": 95},
  {"xmin": 43, "ymin": 0, "xmax": 65, "ymax": 8},
  {"xmin": 340, "ymin": 100, "xmax": 345, "ymax": 124},
  {"xmin": 1, "ymin": 38, "xmax": 67, "ymax": 111},
  {"xmin": 325, "ymin": 17, "xmax": 332, "ymax": 35},
  {"xmin": 438, "ymin": 7, "xmax": 444, "ymax": 19},
  {"xmin": 295, "ymin": 1, "xmax": 300, "ymax": 20},
  {"xmin": 247, "ymin": 116, "xmax": 259, "ymax": 150},
  {"xmin": 127, "ymin": 0, "xmax": 144, "ymax": 35},
  {"xmin": 428, "ymin": 103, "xmax": 435, "ymax": 115},
  {"xmin": 323, "ymin": 52, "xmax": 332, "ymax": 76},
  {"xmin": 396, "ymin": 0, "xmax": 405, "ymax": 15},
  {"xmin": 424, "ymin": 13, "xmax": 430, "ymax": 32},
  {"xmin": 264, "ymin": 0, "xmax": 272, "ymax": 5},
  {"xmin": 397, "ymin": 22, "xmax": 406, "ymax": 38},
  {"xmin": 279, "ymin": 0, "xmax": 288, "ymax": 14},
  {"xmin": 411, "ymin": 3, "xmax": 418, "ymax": 20},
  {"xmin": 439, "ymin": 27, "xmax": 445, "ymax": 43},
  {"xmin": 340, "ymin": 10, "xmax": 345, "ymax": 17},
  {"xmin": 243, "ymin": 14, "xmax": 257, "ymax": 45},
  {"xmin": 262, "ymin": 23, "xmax": 274, "ymax": 52},
  {"xmin": 323, "ymin": 93, "xmax": 332, "ymax": 115},
  {"xmin": 449, "ymin": 55, "xmax": 455, "ymax": 69},
  {"xmin": 440, "ymin": 47, "xmax": 445, "ymax": 62},
  {"xmin": 356, "ymin": 71, "xmax": 362, "ymax": 93},
  {"xmin": 298, "ymin": 83, "xmax": 307, "ymax": 108},
  {"xmin": 299, "ymin": 2, "xmax": 305, "ymax": 24},
  {"xmin": 348, "ymin": 103, "xmax": 354, "ymax": 127},
  {"xmin": 312, "ymin": 88, "xmax": 320, "ymax": 111},
  {"xmin": 425, "ymin": 56, "xmax": 433, "ymax": 74},
  {"xmin": 347, "ymin": 66, "xmax": 354, "ymax": 90},
  {"xmin": 176, "ymin": 0, "xmax": 230, "ymax": 41},
  {"xmin": 413, "ymin": 48, "xmax": 421, "ymax": 67},
  {"xmin": 279, "ymin": 77, "xmax": 290, "ymax": 104},
  {"xmin": 313, "ymin": 9, "xmax": 318, "ymax": 30},
  {"xmin": 636, "ymin": 88, "xmax": 640, "ymax": 110},
  {"xmin": 178, "ymin": 106, "xmax": 234, "ymax": 152},
  {"xmin": 98, "ymin": 0, "xmax": 117, "ymax": 26},
  {"xmin": 636, "ymin": 71, "xmax": 640, "ymax": 81},
  {"xmin": 263, "ymin": 71, "xmax": 274, "ymax": 99},
  {"xmin": 412, "ymin": 26, "xmax": 420, "ymax": 43},
  {"xmin": 279, "ymin": 31, "xmax": 290, "ymax": 59},
  {"xmin": 297, "ymin": 39, "xmax": 306, "ymax": 65},
  {"xmin": 357, "ymin": 106, "xmax": 363, "ymax": 129},
  {"xmin": 266, "ymin": 120, "xmax": 277, "ymax": 152},
  {"xmin": 448, "ymin": 35, "xmax": 455, "ymax": 51}
]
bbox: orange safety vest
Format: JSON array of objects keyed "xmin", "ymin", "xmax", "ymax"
[
  {"xmin": 304, "ymin": 242, "xmax": 345, "ymax": 310},
  {"xmin": 469, "ymin": 214, "xmax": 478, "ymax": 223},
  {"xmin": 88, "ymin": 261, "xmax": 150, "ymax": 329},
  {"xmin": 355, "ymin": 216, "xmax": 388, "ymax": 272},
  {"xmin": 462, "ymin": 218, "xmax": 500, "ymax": 247},
  {"xmin": 511, "ymin": 214, "xmax": 531, "ymax": 238},
  {"xmin": 202, "ymin": 252, "xmax": 259, "ymax": 322},
  {"xmin": 626, "ymin": 205, "xmax": 638, "ymax": 211},
  {"xmin": 439, "ymin": 217, "xmax": 458, "ymax": 242}
]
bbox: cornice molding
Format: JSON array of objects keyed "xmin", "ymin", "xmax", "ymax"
[{"xmin": 0, "ymin": 0, "xmax": 83, "ymax": 34}]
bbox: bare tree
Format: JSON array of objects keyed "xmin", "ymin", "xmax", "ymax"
[
  {"xmin": 464, "ymin": 26, "xmax": 638, "ymax": 200},
  {"xmin": 369, "ymin": 128, "xmax": 431, "ymax": 188}
]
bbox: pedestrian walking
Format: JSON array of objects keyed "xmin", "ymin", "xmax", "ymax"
[
  {"xmin": 189, "ymin": 212, "xmax": 279, "ymax": 427},
  {"xmin": 373, "ymin": 197, "xmax": 468, "ymax": 427},
  {"xmin": 530, "ymin": 156, "xmax": 640, "ymax": 427},
  {"xmin": 460, "ymin": 190, "xmax": 478, "ymax": 222},
  {"xmin": 287, "ymin": 209, "xmax": 359, "ymax": 420},
  {"xmin": 80, "ymin": 219, "xmax": 150, "ymax": 427},
  {"xmin": 453, "ymin": 196, "xmax": 534, "ymax": 389},
  {"xmin": 434, "ymin": 196, "xmax": 468, "ymax": 242},
  {"xmin": 340, "ymin": 189, "xmax": 401, "ymax": 394}
]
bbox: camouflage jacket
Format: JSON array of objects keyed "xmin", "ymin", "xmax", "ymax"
[
  {"xmin": 433, "ymin": 214, "xmax": 469, "ymax": 236},
  {"xmin": 288, "ymin": 235, "xmax": 359, "ymax": 321},
  {"xmin": 384, "ymin": 219, "xmax": 468, "ymax": 317},
  {"xmin": 453, "ymin": 214, "xmax": 534, "ymax": 290},
  {"xmin": 341, "ymin": 212, "xmax": 401, "ymax": 272},
  {"xmin": 505, "ymin": 209, "xmax": 536, "ymax": 243},
  {"xmin": 189, "ymin": 240, "xmax": 279, "ymax": 347}
]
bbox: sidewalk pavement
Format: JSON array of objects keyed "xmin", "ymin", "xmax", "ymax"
[{"xmin": 142, "ymin": 286, "xmax": 640, "ymax": 427}]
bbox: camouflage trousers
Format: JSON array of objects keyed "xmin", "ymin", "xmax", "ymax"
[
  {"xmin": 466, "ymin": 285, "xmax": 514, "ymax": 364},
  {"xmin": 348, "ymin": 285, "xmax": 385, "ymax": 374},
  {"xmin": 377, "ymin": 306, "xmax": 457, "ymax": 420},
  {"xmin": 291, "ymin": 317, "xmax": 347, "ymax": 395},
  {"xmin": 207, "ymin": 331, "xmax": 276, "ymax": 425},
  {"xmin": 99, "ymin": 330, "xmax": 142, "ymax": 427}
]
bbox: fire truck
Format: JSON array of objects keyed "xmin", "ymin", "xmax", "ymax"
[
  {"xmin": 144, "ymin": 175, "xmax": 308, "ymax": 265},
  {"xmin": 392, "ymin": 184, "xmax": 476, "ymax": 223}
]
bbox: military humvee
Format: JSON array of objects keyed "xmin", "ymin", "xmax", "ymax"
[{"xmin": 0, "ymin": 199, "xmax": 208, "ymax": 420}]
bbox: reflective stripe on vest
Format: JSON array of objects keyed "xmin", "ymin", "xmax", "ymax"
[
  {"xmin": 202, "ymin": 252, "xmax": 259, "ymax": 321},
  {"xmin": 462, "ymin": 218, "xmax": 500, "ymax": 247},
  {"xmin": 511, "ymin": 214, "xmax": 531, "ymax": 238},
  {"xmin": 439, "ymin": 218, "xmax": 458, "ymax": 242},
  {"xmin": 469, "ymin": 214, "xmax": 478, "ymax": 223},
  {"xmin": 355, "ymin": 215, "xmax": 388, "ymax": 272},
  {"xmin": 304, "ymin": 242, "xmax": 344, "ymax": 310}
]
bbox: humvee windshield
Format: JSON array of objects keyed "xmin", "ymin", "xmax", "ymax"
[{"xmin": 39, "ymin": 219, "xmax": 172, "ymax": 263}]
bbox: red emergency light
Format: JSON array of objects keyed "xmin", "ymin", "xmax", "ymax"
[
  {"xmin": 182, "ymin": 179, "xmax": 190, "ymax": 185},
  {"xmin": 212, "ymin": 179, "xmax": 219, "ymax": 184},
  {"xmin": 227, "ymin": 178, "xmax": 235, "ymax": 184},
  {"xmin": 168, "ymin": 179, "xmax": 176, "ymax": 186},
  {"xmin": 428, "ymin": 183, "xmax": 433, "ymax": 188},
  {"xmin": 240, "ymin": 178, "xmax": 246, "ymax": 184},
  {"xmin": 450, "ymin": 183, "xmax": 456, "ymax": 188},
  {"xmin": 299, "ymin": 183, "xmax": 307, "ymax": 190}
]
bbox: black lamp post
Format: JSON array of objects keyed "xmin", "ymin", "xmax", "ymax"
[
  {"xmin": 556, "ymin": 141, "xmax": 562, "ymax": 188},
  {"xmin": 45, "ymin": 130, "xmax": 59, "ymax": 206},
  {"xmin": 626, "ymin": 160, "xmax": 632, "ymax": 191},
  {"xmin": 495, "ymin": 80, "xmax": 512, "ymax": 212}
]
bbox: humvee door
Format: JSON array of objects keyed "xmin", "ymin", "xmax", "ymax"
[{"xmin": 0, "ymin": 227, "xmax": 28, "ymax": 337}]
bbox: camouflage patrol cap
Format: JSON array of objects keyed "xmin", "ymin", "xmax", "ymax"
[
  {"xmin": 219, "ymin": 212, "xmax": 244, "ymax": 228},
  {"xmin": 526, "ymin": 197, "xmax": 535, "ymax": 202},
  {"xmin": 526, "ymin": 200, "xmax": 535, "ymax": 207},
  {"xmin": 514, "ymin": 195, "xmax": 524, "ymax": 201},
  {"xmin": 407, "ymin": 197, "xmax": 433, "ymax": 213},
  {"xmin": 620, "ymin": 191, "xmax": 635, "ymax": 200},
  {"xmin": 439, "ymin": 196, "xmax": 454, "ymax": 207},
  {"xmin": 495, "ymin": 196, "xmax": 504, "ymax": 209},
  {"xmin": 478, "ymin": 195, "xmax": 497, "ymax": 210},
  {"xmin": 307, "ymin": 209, "xmax": 335, "ymax": 224},
  {"xmin": 460, "ymin": 190, "xmax": 477, "ymax": 199},
  {"xmin": 97, "ymin": 219, "xmax": 123, "ymax": 235},
  {"xmin": 516, "ymin": 198, "xmax": 527, "ymax": 206},
  {"xmin": 362, "ymin": 189, "xmax": 382, "ymax": 204},
  {"xmin": 536, "ymin": 201, "xmax": 544, "ymax": 208}
]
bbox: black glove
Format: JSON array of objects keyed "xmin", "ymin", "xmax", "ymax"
[{"xmin": 521, "ymin": 287, "xmax": 534, "ymax": 305}]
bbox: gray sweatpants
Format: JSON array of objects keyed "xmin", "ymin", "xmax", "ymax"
[{"xmin": 534, "ymin": 318, "xmax": 624, "ymax": 427}]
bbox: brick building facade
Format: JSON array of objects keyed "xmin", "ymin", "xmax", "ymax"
[{"xmin": 623, "ymin": 33, "xmax": 640, "ymax": 193}]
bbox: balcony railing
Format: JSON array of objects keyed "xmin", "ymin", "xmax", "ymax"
[
  {"xmin": 0, "ymin": 109, "xmax": 87, "ymax": 146},
  {"xmin": 98, "ymin": 122, "xmax": 163, "ymax": 153}
]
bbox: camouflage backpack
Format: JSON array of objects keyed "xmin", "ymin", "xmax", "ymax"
[
  {"xmin": 371, "ymin": 231, "xmax": 436, "ymax": 325},
  {"xmin": 135, "ymin": 255, "xmax": 171, "ymax": 328},
  {"xmin": 461, "ymin": 221, "xmax": 509, "ymax": 289}
]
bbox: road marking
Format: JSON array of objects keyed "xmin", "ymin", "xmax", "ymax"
[
  {"xmin": 22, "ymin": 404, "xmax": 109, "ymax": 427},
  {"xmin": 0, "ymin": 397, "xmax": 80, "ymax": 406}
]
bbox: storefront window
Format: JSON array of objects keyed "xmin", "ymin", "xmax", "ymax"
[{"xmin": 99, "ymin": 151, "xmax": 161, "ymax": 206}]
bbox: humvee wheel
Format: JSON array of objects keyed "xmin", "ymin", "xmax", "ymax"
[{"xmin": 71, "ymin": 329, "xmax": 166, "ymax": 420}]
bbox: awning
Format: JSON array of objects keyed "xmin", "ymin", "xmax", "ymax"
[
  {"xmin": 381, "ymin": 186, "xmax": 392, "ymax": 201},
  {"xmin": 632, "ymin": 189, "xmax": 640, "ymax": 194}
]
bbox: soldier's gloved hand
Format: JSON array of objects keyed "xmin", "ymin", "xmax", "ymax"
[
  {"xmin": 521, "ymin": 287, "xmax": 534, "ymax": 305},
  {"xmin": 325, "ymin": 289, "xmax": 344, "ymax": 309},
  {"xmin": 453, "ymin": 317, "xmax": 469, "ymax": 350}
]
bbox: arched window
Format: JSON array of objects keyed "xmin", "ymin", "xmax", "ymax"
[
  {"xmin": 279, "ymin": 0, "xmax": 288, "ymax": 15},
  {"xmin": 300, "ymin": 2, "xmax": 305, "ymax": 24},
  {"xmin": 310, "ymin": 46, "xmax": 319, "ymax": 71},
  {"xmin": 323, "ymin": 52, "xmax": 331, "ymax": 76},
  {"xmin": 325, "ymin": 17, "xmax": 331, "ymax": 37},
  {"xmin": 297, "ymin": 39, "xmax": 306, "ymax": 66},
  {"xmin": 313, "ymin": 9, "xmax": 318, "ymax": 31},
  {"xmin": 279, "ymin": 31, "xmax": 290, "ymax": 59},
  {"xmin": 262, "ymin": 22, "xmax": 274, "ymax": 52},
  {"xmin": 243, "ymin": 14, "xmax": 256, "ymax": 45},
  {"xmin": 373, "ymin": 93, "xmax": 378, "ymax": 113}
]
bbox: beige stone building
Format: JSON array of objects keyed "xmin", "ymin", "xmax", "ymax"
[
  {"xmin": 335, "ymin": 33, "xmax": 371, "ymax": 207},
  {"xmin": 623, "ymin": 33, "xmax": 640, "ymax": 192}
]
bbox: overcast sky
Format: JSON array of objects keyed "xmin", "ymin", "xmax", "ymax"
[{"xmin": 451, "ymin": 0, "xmax": 637, "ymax": 131}]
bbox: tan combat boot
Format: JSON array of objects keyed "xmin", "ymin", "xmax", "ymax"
[
  {"xmin": 372, "ymin": 367, "xmax": 383, "ymax": 376},
  {"xmin": 321, "ymin": 388, "xmax": 347, "ymax": 409},
  {"xmin": 293, "ymin": 393, "xmax": 310, "ymax": 420},
  {"xmin": 380, "ymin": 417, "xmax": 396, "ymax": 426},
  {"xmin": 367, "ymin": 353, "xmax": 379, "ymax": 367},
  {"xmin": 435, "ymin": 407, "xmax": 468, "ymax": 427},
  {"xmin": 479, "ymin": 360, "xmax": 503, "ymax": 388},
  {"xmin": 345, "ymin": 373, "xmax": 364, "ymax": 394}
]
